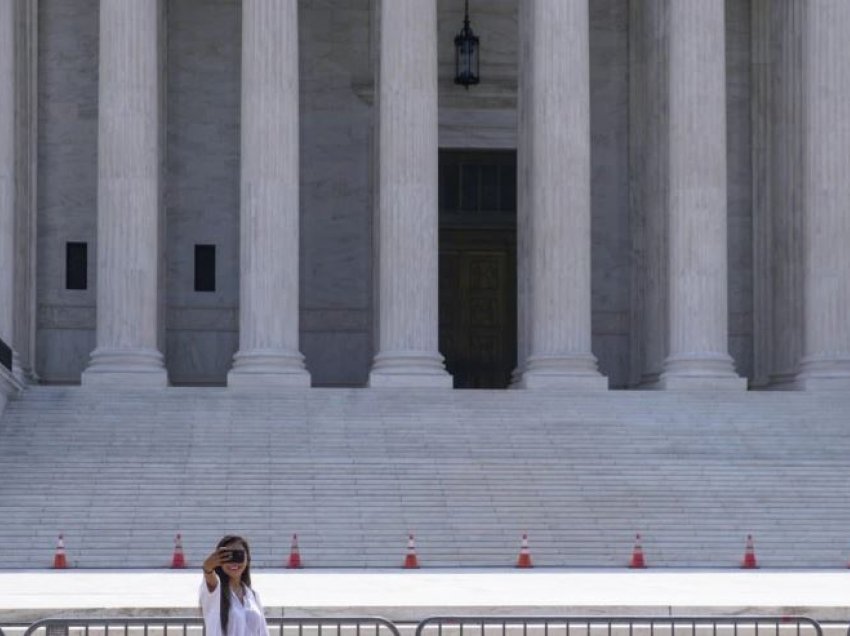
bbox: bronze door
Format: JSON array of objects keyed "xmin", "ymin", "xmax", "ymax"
[{"xmin": 439, "ymin": 229, "xmax": 517, "ymax": 389}]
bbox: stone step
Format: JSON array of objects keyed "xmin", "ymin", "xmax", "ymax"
[{"xmin": 1, "ymin": 387, "xmax": 849, "ymax": 568}]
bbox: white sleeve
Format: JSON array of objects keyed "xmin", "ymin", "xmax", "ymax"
[
  {"xmin": 199, "ymin": 578, "xmax": 222, "ymax": 636},
  {"xmin": 250, "ymin": 588, "xmax": 271, "ymax": 636}
]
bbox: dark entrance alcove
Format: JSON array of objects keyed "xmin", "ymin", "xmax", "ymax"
[{"xmin": 438, "ymin": 149, "xmax": 517, "ymax": 388}]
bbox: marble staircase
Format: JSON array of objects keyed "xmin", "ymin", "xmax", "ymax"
[{"xmin": 0, "ymin": 386, "xmax": 849, "ymax": 569}]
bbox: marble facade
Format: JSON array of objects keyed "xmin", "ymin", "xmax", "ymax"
[{"xmin": 1, "ymin": 0, "xmax": 848, "ymax": 392}]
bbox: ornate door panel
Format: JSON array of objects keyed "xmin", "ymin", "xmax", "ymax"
[{"xmin": 439, "ymin": 231, "xmax": 516, "ymax": 388}]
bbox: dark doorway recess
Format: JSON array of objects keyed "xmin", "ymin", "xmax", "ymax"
[{"xmin": 439, "ymin": 149, "xmax": 517, "ymax": 389}]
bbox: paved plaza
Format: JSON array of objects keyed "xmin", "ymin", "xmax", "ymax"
[{"xmin": 1, "ymin": 569, "xmax": 850, "ymax": 622}]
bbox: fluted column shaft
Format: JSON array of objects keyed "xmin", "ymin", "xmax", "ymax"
[
  {"xmin": 82, "ymin": 0, "xmax": 167, "ymax": 386},
  {"xmin": 0, "ymin": 0, "xmax": 14, "ymax": 360},
  {"xmin": 12, "ymin": 0, "xmax": 38, "ymax": 383},
  {"xmin": 368, "ymin": 0, "xmax": 451, "ymax": 387},
  {"xmin": 516, "ymin": 0, "xmax": 606, "ymax": 390},
  {"xmin": 769, "ymin": 0, "xmax": 804, "ymax": 388},
  {"xmin": 660, "ymin": 0, "xmax": 745, "ymax": 389},
  {"xmin": 796, "ymin": 0, "xmax": 850, "ymax": 390},
  {"xmin": 751, "ymin": 0, "xmax": 772, "ymax": 388},
  {"xmin": 628, "ymin": 0, "xmax": 669, "ymax": 387},
  {"xmin": 0, "ymin": 16, "xmax": 16, "ymax": 405},
  {"xmin": 512, "ymin": 2, "xmax": 531, "ymax": 387},
  {"xmin": 228, "ymin": 0, "xmax": 310, "ymax": 387}
]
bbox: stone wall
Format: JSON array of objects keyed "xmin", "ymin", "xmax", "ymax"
[
  {"xmin": 165, "ymin": 0, "xmax": 240, "ymax": 385},
  {"xmin": 299, "ymin": 0, "xmax": 373, "ymax": 387},
  {"xmin": 36, "ymin": 0, "xmax": 98, "ymax": 383}
]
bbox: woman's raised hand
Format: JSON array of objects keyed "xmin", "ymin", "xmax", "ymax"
[{"xmin": 202, "ymin": 547, "xmax": 231, "ymax": 574}]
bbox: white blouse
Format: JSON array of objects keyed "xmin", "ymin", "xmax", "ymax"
[{"xmin": 199, "ymin": 578, "xmax": 270, "ymax": 636}]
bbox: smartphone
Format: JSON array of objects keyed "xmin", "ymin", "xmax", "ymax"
[{"xmin": 229, "ymin": 549, "xmax": 246, "ymax": 564}]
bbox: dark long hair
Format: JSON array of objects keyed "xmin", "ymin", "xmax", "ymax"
[{"xmin": 216, "ymin": 535, "xmax": 252, "ymax": 635}]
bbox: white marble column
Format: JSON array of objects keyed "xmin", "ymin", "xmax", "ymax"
[
  {"xmin": 368, "ymin": 0, "xmax": 451, "ymax": 388},
  {"xmin": 13, "ymin": 0, "xmax": 38, "ymax": 384},
  {"xmin": 511, "ymin": 0, "xmax": 532, "ymax": 388},
  {"xmin": 795, "ymin": 0, "xmax": 850, "ymax": 390},
  {"xmin": 628, "ymin": 0, "xmax": 669, "ymax": 388},
  {"xmin": 769, "ymin": 0, "xmax": 804, "ymax": 389},
  {"xmin": 659, "ymin": 0, "xmax": 745, "ymax": 390},
  {"xmin": 750, "ymin": 0, "xmax": 772, "ymax": 389},
  {"xmin": 0, "ymin": 0, "xmax": 18, "ymax": 374},
  {"xmin": 227, "ymin": 0, "xmax": 310, "ymax": 387},
  {"xmin": 82, "ymin": 0, "xmax": 167, "ymax": 387},
  {"xmin": 516, "ymin": 0, "xmax": 607, "ymax": 390}
]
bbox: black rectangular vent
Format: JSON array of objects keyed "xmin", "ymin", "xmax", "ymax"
[
  {"xmin": 66, "ymin": 242, "xmax": 88, "ymax": 290},
  {"xmin": 194, "ymin": 244, "xmax": 216, "ymax": 292}
]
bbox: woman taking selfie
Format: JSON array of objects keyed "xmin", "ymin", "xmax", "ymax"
[{"xmin": 200, "ymin": 535, "xmax": 269, "ymax": 636}]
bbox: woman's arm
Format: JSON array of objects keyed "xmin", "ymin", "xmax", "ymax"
[{"xmin": 201, "ymin": 548, "xmax": 229, "ymax": 592}]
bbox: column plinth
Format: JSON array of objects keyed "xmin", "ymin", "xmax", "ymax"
[
  {"xmin": 796, "ymin": 358, "xmax": 850, "ymax": 391},
  {"xmin": 227, "ymin": 0, "xmax": 310, "ymax": 388},
  {"xmin": 658, "ymin": 353, "xmax": 747, "ymax": 390},
  {"xmin": 84, "ymin": 350, "xmax": 167, "ymax": 387},
  {"xmin": 0, "ymin": 361, "xmax": 23, "ymax": 411},
  {"xmin": 368, "ymin": 0, "xmax": 451, "ymax": 389},
  {"xmin": 369, "ymin": 351, "xmax": 451, "ymax": 388},
  {"xmin": 516, "ymin": 0, "xmax": 606, "ymax": 391},
  {"xmin": 228, "ymin": 351, "xmax": 309, "ymax": 388},
  {"xmin": 519, "ymin": 355, "xmax": 608, "ymax": 390},
  {"xmin": 659, "ymin": 0, "xmax": 745, "ymax": 391},
  {"xmin": 82, "ymin": 0, "xmax": 167, "ymax": 387}
]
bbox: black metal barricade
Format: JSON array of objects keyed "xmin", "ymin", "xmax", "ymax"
[
  {"xmin": 23, "ymin": 617, "xmax": 402, "ymax": 636},
  {"xmin": 413, "ymin": 616, "xmax": 824, "ymax": 636},
  {"xmin": 20, "ymin": 615, "xmax": 826, "ymax": 636}
]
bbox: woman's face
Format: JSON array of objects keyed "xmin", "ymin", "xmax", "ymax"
[{"xmin": 221, "ymin": 540, "xmax": 249, "ymax": 581}]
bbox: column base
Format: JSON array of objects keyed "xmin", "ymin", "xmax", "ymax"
[
  {"xmin": 1, "ymin": 343, "xmax": 25, "ymax": 414},
  {"xmin": 659, "ymin": 352, "xmax": 746, "ymax": 390},
  {"xmin": 81, "ymin": 348, "xmax": 168, "ymax": 387},
  {"xmin": 508, "ymin": 365, "xmax": 526, "ymax": 389},
  {"xmin": 656, "ymin": 374, "xmax": 748, "ymax": 390},
  {"xmin": 638, "ymin": 371, "xmax": 662, "ymax": 388},
  {"xmin": 795, "ymin": 376, "xmax": 850, "ymax": 390},
  {"xmin": 12, "ymin": 352, "xmax": 23, "ymax": 385},
  {"xmin": 795, "ymin": 357, "xmax": 850, "ymax": 390},
  {"xmin": 10, "ymin": 353, "xmax": 37, "ymax": 386},
  {"xmin": 227, "ymin": 349, "xmax": 311, "ymax": 388},
  {"xmin": 368, "ymin": 351, "xmax": 453, "ymax": 388},
  {"xmin": 767, "ymin": 371, "xmax": 799, "ymax": 390},
  {"xmin": 0, "ymin": 362, "xmax": 24, "ymax": 398},
  {"xmin": 517, "ymin": 354, "xmax": 608, "ymax": 390}
]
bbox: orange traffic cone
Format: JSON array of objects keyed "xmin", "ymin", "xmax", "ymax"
[
  {"xmin": 629, "ymin": 533, "xmax": 646, "ymax": 568},
  {"xmin": 516, "ymin": 533, "xmax": 533, "ymax": 568},
  {"xmin": 403, "ymin": 533, "xmax": 419, "ymax": 568},
  {"xmin": 741, "ymin": 534, "xmax": 758, "ymax": 569},
  {"xmin": 171, "ymin": 533, "xmax": 186, "ymax": 568},
  {"xmin": 53, "ymin": 534, "xmax": 67, "ymax": 569},
  {"xmin": 287, "ymin": 533, "xmax": 302, "ymax": 569}
]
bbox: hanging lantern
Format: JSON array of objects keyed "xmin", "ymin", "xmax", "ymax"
[{"xmin": 454, "ymin": 0, "xmax": 480, "ymax": 88}]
